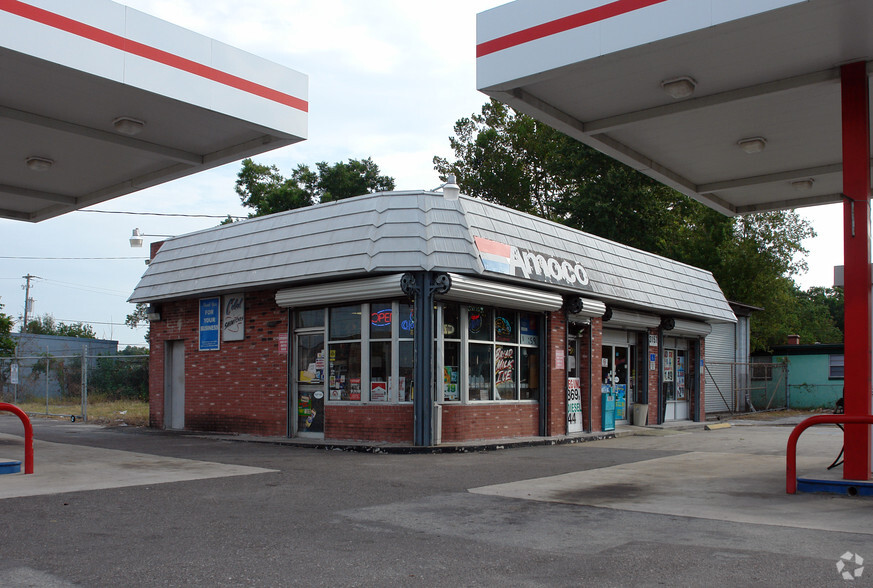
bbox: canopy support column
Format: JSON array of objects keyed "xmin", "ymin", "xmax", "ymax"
[{"xmin": 840, "ymin": 61, "xmax": 872, "ymax": 481}]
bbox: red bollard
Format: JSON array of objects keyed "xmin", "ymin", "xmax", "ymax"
[{"xmin": 0, "ymin": 402, "xmax": 34, "ymax": 474}]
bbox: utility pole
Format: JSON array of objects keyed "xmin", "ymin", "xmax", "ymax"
[{"xmin": 21, "ymin": 274, "xmax": 38, "ymax": 333}]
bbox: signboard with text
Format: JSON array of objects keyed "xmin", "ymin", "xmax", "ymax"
[
  {"xmin": 567, "ymin": 377, "xmax": 583, "ymax": 433},
  {"xmin": 474, "ymin": 236, "xmax": 592, "ymax": 291},
  {"xmin": 222, "ymin": 293, "xmax": 245, "ymax": 341},
  {"xmin": 199, "ymin": 297, "xmax": 220, "ymax": 351}
]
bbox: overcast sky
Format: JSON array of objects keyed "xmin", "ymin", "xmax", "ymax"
[{"xmin": 0, "ymin": 0, "xmax": 843, "ymax": 347}]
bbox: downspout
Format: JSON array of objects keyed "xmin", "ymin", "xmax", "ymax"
[
  {"xmin": 587, "ymin": 322, "xmax": 593, "ymax": 433},
  {"xmin": 658, "ymin": 328, "xmax": 665, "ymax": 424},
  {"xmin": 538, "ymin": 313, "xmax": 549, "ymax": 436}
]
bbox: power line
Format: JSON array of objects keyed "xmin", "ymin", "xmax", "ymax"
[
  {"xmin": 53, "ymin": 319, "xmax": 147, "ymax": 328},
  {"xmin": 40, "ymin": 278, "xmax": 130, "ymax": 297},
  {"xmin": 79, "ymin": 209, "xmax": 245, "ymax": 220},
  {"xmin": 0, "ymin": 256, "xmax": 146, "ymax": 260}
]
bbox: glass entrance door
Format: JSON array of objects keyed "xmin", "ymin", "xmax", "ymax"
[
  {"xmin": 296, "ymin": 332, "xmax": 325, "ymax": 436},
  {"xmin": 567, "ymin": 335, "xmax": 583, "ymax": 433},
  {"xmin": 602, "ymin": 345, "xmax": 632, "ymax": 422},
  {"xmin": 663, "ymin": 347, "xmax": 689, "ymax": 420}
]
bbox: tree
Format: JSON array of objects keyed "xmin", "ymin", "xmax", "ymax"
[
  {"xmin": 126, "ymin": 303, "xmax": 150, "ymax": 343},
  {"xmin": 26, "ymin": 314, "xmax": 96, "ymax": 338},
  {"xmin": 435, "ymin": 100, "xmax": 819, "ymax": 352},
  {"xmin": 0, "ymin": 304, "xmax": 15, "ymax": 356},
  {"xmin": 434, "ymin": 99, "xmax": 733, "ymax": 256},
  {"xmin": 235, "ymin": 157, "xmax": 395, "ymax": 217}
]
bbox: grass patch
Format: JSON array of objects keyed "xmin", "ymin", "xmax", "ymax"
[{"xmin": 14, "ymin": 399, "xmax": 149, "ymax": 426}]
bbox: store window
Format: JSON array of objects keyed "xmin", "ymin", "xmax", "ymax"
[
  {"xmin": 829, "ymin": 354, "xmax": 844, "ymax": 379},
  {"xmin": 328, "ymin": 306, "xmax": 362, "ymax": 401},
  {"xmin": 396, "ymin": 301, "xmax": 415, "ymax": 402},
  {"xmin": 442, "ymin": 303, "xmax": 461, "ymax": 401},
  {"xmin": 460, "ymin": 305, "xmax": 540, "ymax": 402},
  {"xmin": 369, "ymin": 301, "xmax": 392, "ymax": 402}
]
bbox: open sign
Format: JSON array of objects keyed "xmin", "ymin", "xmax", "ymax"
[{"xmin": 371, "ymin": 308, "xmax": 392, "ymax": 328}]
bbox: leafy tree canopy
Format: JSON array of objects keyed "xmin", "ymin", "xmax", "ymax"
[
  {"xmin": 235, "ymin": 157, "xmax": 395, "ymax": 217},
  {"xmin": 435, "ymin": 100, "xmax": 822, "ymax": 351},
  {"xmin": 26, "ymin": 314, "xmax": 96, "ymax": 339},
  {"xmin": 0, "ymin": 304, "xmax": 15, "ymax": 356},
  {"xmin": 126, "ymin": 303, "xmax": 150, "ymax": 343}
]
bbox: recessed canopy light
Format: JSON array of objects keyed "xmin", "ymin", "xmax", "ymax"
[
  {"xmin": 791, "ymin": 178, "xmax": 815, "ymax": 191},
  {"xmin": 113, "ymin": 116, "xmax": 145, "ymax": 136},
  {"xmin": 25, "ymin": 156, "xmax": 53, "ymax": 171},
  {"xmin": 737, "ymin": 137, "xmax": 767, "ymax": 154},
  {"xmin": 660, "ymin": 76, "xmax": 697, "ymax": 99}
]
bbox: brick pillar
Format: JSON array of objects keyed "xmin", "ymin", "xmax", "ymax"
[
  {"xmin": 589, "ymin": 317, "xmax": 604, "ymax": 432},
  {"xmin": 646, "ymin": 328, "xmax": 659, "ymax": 426},
  {"xmin": 546, "ymin": 309, "xmax": 567, "ymax": 436}
]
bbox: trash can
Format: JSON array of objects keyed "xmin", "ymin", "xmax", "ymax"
[
  {"xmin": 632, "ymin": 403, "xmax": 649, "ymax": 426},
  {"xmin": 602, "ymin": 392, "xmax": 615, "ymax": 431}
]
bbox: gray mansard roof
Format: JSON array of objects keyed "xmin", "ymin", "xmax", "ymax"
[{"xmin": 130, "ymin": 191, "xmax": 735, "ymax": 323}]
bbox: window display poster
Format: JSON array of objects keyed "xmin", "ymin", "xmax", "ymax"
[
  {"xmin": 495, "ymin": 346, "xmax": 515, "ymax": 385},
  {"xmin": 222, "ymin": 293, "xmax": 244, "ymax": 341},
  {"xmin": 371, "ymin": 381, "xmax": 387, "ymax": 402},
  {"xmin": 444, "ymin": 366, "xmax": 459, "ymax": 401},
  {"xmin": 567, "ymin": 377, "xmax": 583, "ymax": 433},
  {"xmin": 350, "ymin": 378, "xmax": 361, "ymax": 401},
  {"xmin": 663, "ymin": 349, "xmax": 674, "ymax": 382},
  {"xmin": 615, "ymin": 384, "xmax": 627, "ymax": 419},
  {"xmin": 520, "ymin": 313, "xmax": 538, "ymax": 346},
  {"xmin": 676, "ymin": 355, "xmax": 686, "ymax": 399},
  {"xmin": 199, "ymin": 297, "xmax": 220, "ymax": 351}
]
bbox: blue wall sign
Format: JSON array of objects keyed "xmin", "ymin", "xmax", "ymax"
[{"xmin": 199, "ymin": 297, "xmax": 221, "ymax": 351}]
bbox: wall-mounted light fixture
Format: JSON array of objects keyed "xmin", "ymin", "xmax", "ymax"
[
  {"xmin": 129, "ymin": 228, "xmax": 173, "ymax": 248},
  {"xmin": 146, "ymin": 304, "xmax": 161, "ymax": 322}
]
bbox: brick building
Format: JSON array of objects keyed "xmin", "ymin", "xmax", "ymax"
[{"xmin": 130, "ymin": 190, "xmax": 734, "ymax": 445}]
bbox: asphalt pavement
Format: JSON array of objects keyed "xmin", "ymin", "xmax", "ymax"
[{"xmin": 0, "ymin": 415, "xmax": 869, "ymax": 587}]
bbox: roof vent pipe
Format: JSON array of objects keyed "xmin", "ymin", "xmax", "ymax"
[{"xmin": 443, "ymin": 174, "xmax": 460, "ymax": 200}]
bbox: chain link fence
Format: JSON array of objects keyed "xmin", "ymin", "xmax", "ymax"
[
  {"xmin": 705, "ymin": 360, "xmax": 789, "ymax": 415},
  {"xmin": 0, "ymin": 350, "xmax": 148, "ymax": 422}
]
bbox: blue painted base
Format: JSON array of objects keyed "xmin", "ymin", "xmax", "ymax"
[
  {"xmin": 0, "ymin": 460, "xmax": 22, "ymax": 474},
  {"xmin": 797, "ymin": 477, "xmax": 873, "ymax": 497}
]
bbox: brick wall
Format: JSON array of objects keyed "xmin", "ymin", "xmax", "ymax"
[
  {"xmin": 546, "ymin": 310, "xmax": 567, "ymax": 436},
  {"xmin": 325, "ymin": 405, "xmax": 414, "ymax": 442},
  {"xmin": 440, "ymin": 403, "xmax": 539, "ymax": 442},
  {"xmin": 148, "ymin": 290, "xmax": 289, "ymax": 436}
]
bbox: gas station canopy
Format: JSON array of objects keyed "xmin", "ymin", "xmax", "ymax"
[
  {"xmin": 476, "ymin": 0, "xmax": 872, "ymax": 216},
  {"xmin": 0, "ymin": 0, "xmax": 308, "ymax": 222}
]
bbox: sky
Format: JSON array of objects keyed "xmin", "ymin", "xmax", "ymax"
[{"xmin": 0, "ymin": 0, "xmax": 846, "ymax": 348}]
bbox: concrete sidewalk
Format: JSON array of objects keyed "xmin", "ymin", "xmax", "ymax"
[{"xmin": 0, "ymin": 425, "xmax": 276, "ymax": 500}]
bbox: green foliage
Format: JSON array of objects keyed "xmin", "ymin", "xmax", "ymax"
[
  {"xmin": 26, "ymin": 314, "xmax": 96, "ymax": 338},
  {"xmin": 435, "ymin": 100, "xmax": 823, "ymax": 352},
  {"xmin": 235, "ymin": 157, "xmax": 395, "ymax": 217},
  {"xmin": 0, "ymin": 304, "xmax": 14, "ymax": 356},
  {"xmin": 125, "ymin": 303, "xmax": 150, "ymax": 342},
  {"xmin": 89, "ymin": 348, "xmax": 149, "ymax": 402},
  {"xmin": 28, "ymin": 354, "xmax": 82, "ymax": 398}
]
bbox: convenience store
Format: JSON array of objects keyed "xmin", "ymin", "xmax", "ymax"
[{"xmin": 130, "ymin": 189, "xmax": 735, "ymax": 445}]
